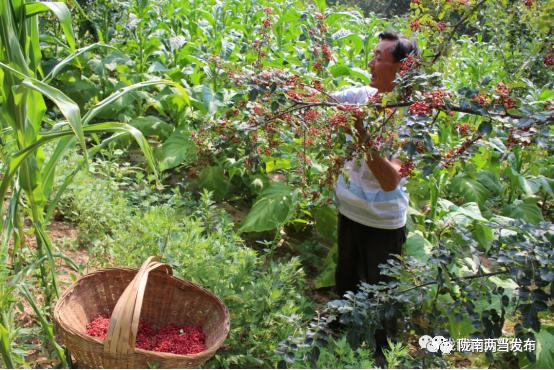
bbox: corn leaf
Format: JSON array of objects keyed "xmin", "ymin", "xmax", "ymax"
[
  {"xmin": 43, "ymin": 42, "xmax": 111, "ymax": 82},
  {"xmin": 82, "ymin": 79, "xmax": 174, "ymax": 125},
  {"xmin": 24, "ymin": 2, "xmax": 76, "ymax": 51}
]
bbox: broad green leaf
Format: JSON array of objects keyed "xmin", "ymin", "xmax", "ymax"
[
  {"xmin": 439, "ymin": 200, "xmax": 487, "ymax": 226},
  {"xmin": 197, "ymin": 165, "xmax": 231, "ymax": 201},
  {"xmin": 314, "ymin": 0, "xmax": 326, "ymax": 11},
  {"xmin": 403, "ymin": 231, "xmax": 433, "ymax": 262},
  {"xmin": 312, "ymin": 205, "xmax": 337, "ymax": 241},
  {"xmin": 449, "ymin": 176, "xmax": 489, "ymax": 204},
  {"xmin": 473, "ymin": 224, "xmax": 493, "ymax": 251},
  {"xmin": 314, "ymin": 244, "xmax": 337, "ymax": 289},
  {"xmin": 130, "ymin": 116, "xmax": 173, "ymax": 140},
  {"xmin": 502, "ymin": 200, "xmax": 544, "ymax": 224},
  {"xmin": 155, "ymin": 131, "xmax": 198, "ymax": 171},
  {"xmin": 265, "ymin": 157, "xmax": 292, "ymax": 173},
  {"xmin": 476, "ymin": 170, "xmax": 503, "ymax": 195},
  {"xmin": 239, "ymin": 182, "xmax": 294, "ymax": 233},
  {"xmin": 520, "ymin": 326, "xmax": 554, "ymax": 368}
]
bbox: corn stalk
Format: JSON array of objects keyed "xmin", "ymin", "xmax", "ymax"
[{"xmin": 0, "ymin": 1, "xmax": 183, "ymax": 366}]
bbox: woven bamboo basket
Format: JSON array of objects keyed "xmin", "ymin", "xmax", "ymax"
[{"xmin": 53, "ymin": 256, "xmax": 230, "ymax": 368}]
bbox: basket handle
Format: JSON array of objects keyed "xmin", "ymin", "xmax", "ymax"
[{"xmin": 103, "ymin": 256, "xmax": 172, "ymax": 355}]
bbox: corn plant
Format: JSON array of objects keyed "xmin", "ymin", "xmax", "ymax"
[{"xmin": 0, "ymin": 1, "xmax": 186, "ymax": 364}]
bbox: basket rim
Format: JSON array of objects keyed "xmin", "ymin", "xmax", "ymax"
[{"xmin": 54, "ymin": 266, "xmax": 230, "ymax": 359}]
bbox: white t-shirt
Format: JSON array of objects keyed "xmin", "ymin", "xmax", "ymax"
[{"xmin": 332, "ymin": 86, "xmax": 408, "ymax": 229}]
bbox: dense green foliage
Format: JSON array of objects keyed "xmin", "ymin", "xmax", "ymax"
[{"xmin": 0, "ymin": 0, "xmax": 553, "ymax": 368}]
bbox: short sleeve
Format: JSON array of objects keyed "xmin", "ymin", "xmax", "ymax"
[{"xmin": 331, "ymin": 86, "xmax": 377, "ymax": 104}]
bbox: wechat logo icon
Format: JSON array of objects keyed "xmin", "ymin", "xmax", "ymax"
[{"xmin": 419, "ymin": 335, "xmax": 455, "ymax": 354}]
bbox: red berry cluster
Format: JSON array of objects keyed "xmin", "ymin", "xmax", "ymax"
[
  {"xmin": 495, "ymin": 82, "xmax": 516, "ymax": 109},
  {"xmin": 336, "ymin": 104, "xmax": 366, "ymax": 120},
  {"xmin": 523, "ymin": 0, "xmax": 534, "ymax": 8},
  {"xmin": 424, "ymin": 89, "xmax": 450, "ymax": 108},
  {"xmin": 457, "ymin": 123, "xmax": 471, "ymax": 136},
  {"xmin": 408, "ymin": 101, "xmax": 432, "ymax": 116},
  {"xmin": 329, "ymin": 112, "xmax": 348, "ymax": 127},
  {"xmin": 399, "ymin": 54, "xmax": 419, "ymax": 77},
  {"xmin": 544, "ymin": 47, "xmax": 554, "ymax": 66},
  {"xmin": 303, "ymin": 109, "xmax": 320, "ymax": 121},
  {"xmin": 506, "ymin": 128, "xmax": 532, "ymax": 148},
  {"xmin": 472, "ymin": 93, "xmax": 489, "ymax": 106},
  {"xmin": 436, "ymin": 21, "xmax": 448, "ymax": 32},
  {"xmin": 400, "ymin": 160, "xmax": 415, "ymax": 177},
  {"xmin": 441, "ymin": 135, "xmax": 481, "ymax": 168},
  {"xmin": 309, "ymin": 14, "xmax": 333, "ymax": 71},
  {"xmin": 410, "ymin": 19, "xmax": 421, "ymax": 31},
  {"xmin": 86, "ymin": 315, "xmax": 206, "ymax": 355}
]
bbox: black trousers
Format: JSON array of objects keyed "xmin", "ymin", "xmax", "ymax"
[
  {"xmin": 335, "ymin": 213, "xmax": 406, "ymax": 295},
  {"xmin": 335, "ymin": 213, "xmax": 406, "ymax": 351}
]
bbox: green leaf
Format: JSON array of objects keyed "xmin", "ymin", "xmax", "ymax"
[
  {"xmin": 314, "ymin": 244, "xmax": 337, "ymax": 289},
  {"xmin": 43, "ymin": 43, "xmax": 111, "ymax": 82},
  {"xmin": 477, "ymin": 121, "xmax": 492, "ymax": 136},
  {"xmin": 520, "ymin": 327, "xmax": 554, "ymax": 368},
  {"xmin": 449, "ymin": 176, "xmax": 489, "ymax": 204},
  {"xmin": 473, "ymin": 224, "xmax": 493, "ymax": 251},
  {"xmin": 197, "ymin": 165, "xmax": 231, "ymax": 201},
  {"xmin": 25, "ymin": 2, "xmax": 76, "ymax": 51},
  {"xmin": 155, "ymin": 131, "xmax": 198, "ymax": 171},
  {"xmin": 239, "ymin": 182, "xmax": 294, "ymax": 233},
  {"xmin": 82, "ymin": 80, "xmax": 174, "ymax": 125},
  {"xmin": 314, "ymin": 0, "xmax": 327, "ymax": 11},
  {"xmin": 476, "ymin": 170, "xmax": 503, "ymax": 195},
  {"xmin": 502, "ymin": 200, "xmax": 543, "ymax": 224},
  {"xmin": 312, "ymin": 205, "xmax": 337, "ymax": 241},
  {"xmin": 403, "ymin": 231, "xmax": 433, "ymax": 262},
  {"xmin": 0, "ymin": 324, "xmax": 14, "ymax": 369},
  {"xmin": 265, "ymin": 157, "xmax": 292, "ymax": 173},
  {"xmin": 130, "ymin": 116, "xmax": 173, "ymax": 140}
]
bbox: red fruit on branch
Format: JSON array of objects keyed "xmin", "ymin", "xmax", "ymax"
[
  {"xmin": 523, "ymin": 0, "xmax": 534, "ymax": 8},
  {"xmin": 424, "ymin": 90, "xmax": 449, "ymax": 107},
  {"xmin": 410, "ymin": 19, "xmax": 421, "ymax": 31},
  {"xmin": 329, "ymin": 112, "xmax": 348, "ymax": 127},
  {"xmin": 400, "ymin": 54, "xmax": 419, "ymax": 73},
  {"xmin": 472, "ymin": 93, "xmax": 489, "ymax": 106},
  {"xmin": 303, "ymin": 109, "xmax": 320, "ymax": 121},
  {"xmin": 262, "ymin": 18, "xmax": 271, "ymax": 28},
  {"xmin": 544, "ymin": 57, "xmax": 553, "ymax": 66},
  {"xmin": 263, "ymin": 7, "xmax": 273, "ymax": 14},
  {"xmin": 457, "ymin": 123, "xmax": 471, "ymax": 136},
  {"xmin": 436, "ymin": 21, "xmax": 447, "ymax": 32},
  {"xmin": 400, "ymin": 160, "xmax": 415, "ymax": 177},
  {"xmin": 408, "ymin": 101, "xmax": 432, "ymax": 116},
  {"xmin": 322, "ymin": 44, "xmax": 333, "ymax": 61},
  {"xmin": 495, "ymin": 82, "xmax": 510, "ymax": 96}
]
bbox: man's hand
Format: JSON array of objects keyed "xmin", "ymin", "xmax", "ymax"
[
  {"xmin": 352, "ymin": 118, "xmax": 402, "ymax": 191},
  {"xmin": 366, "ymin": 153, "xmax": 402, "ymax": 192}
]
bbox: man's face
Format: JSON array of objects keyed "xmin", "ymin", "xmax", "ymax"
[{"xmin": 368, "ymin": 40, "xmax": 401, "ymax": 93}]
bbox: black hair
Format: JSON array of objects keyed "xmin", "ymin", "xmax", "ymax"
[{"xmin": 378, "ymin": 31, "xmax": 420, "ymax": 62}]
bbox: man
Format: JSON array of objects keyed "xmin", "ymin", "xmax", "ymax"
[{"xmin": 331, "ymin": 30, "xmax": 419, "ymax": 364}]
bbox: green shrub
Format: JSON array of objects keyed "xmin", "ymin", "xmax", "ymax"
[{"xmin": 58, "ymin": 165, "xmax": 313, "ymax": 368}]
